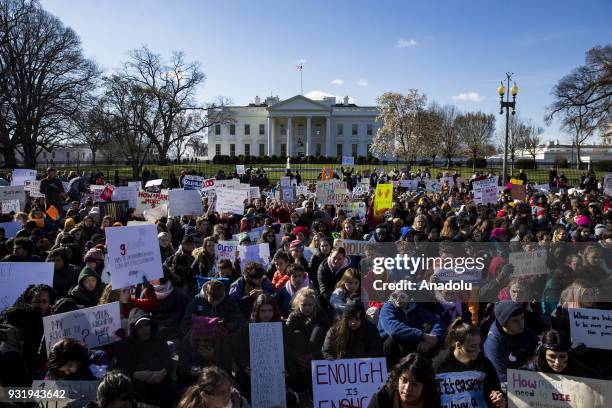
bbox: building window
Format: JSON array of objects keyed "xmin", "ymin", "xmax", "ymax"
[
  {"xmin": 244, "ymin": 144, "xmax": 250, "ymax": 156},
  {"xmin": 367, "ymin": 124, "xmax": 373, "ymax": 136},
  {"xmin": 280, "ymin": 124, "xmax": 286, "ymax": 136},
  {"xmin": 244, "ymin": 124, "xmax": 250, "ymax": 135},
  {"xmin": 215, "ymin": 144, "xmax": 221, "ymax": 156},
  {"xmin": 337, "ymin": 124, "xmax": 343, "ymax": 136},
  {"xmin": 259, "ymin": 124, "xmax": 265, "ymax": 135},
  {"xmin": 316, "ymin": 144, "xmax": 321, "ymax": 156},
  {"xmin": 215, "ymin": 125, "xmax": 221, "ymax": 135},
  {"xmin": 229, "ymin": 124, "xmax": 236, "ymax": 135},
  {"xmin": 280, "ymin": 144, "xmax": 286, "ymax": 156},
  {"xmin": 352, "ymin": 144, "xmax": 358, "ymax": 156},
  {"xmin": 337, "ymin": 144, "xmax": 343, "ymax": 156},
  {"xmin": 259, "ymin": 143, "xmax": 265, "ymax": 156},
  {"xmin": 297, "ymin": 124, "xmax": 304, "ymax": 137},
  {"xmin": 352, "ymin": 124, "xmax": 358, "ymax": 135},
  {"xmin": 230, "ymin": 144, "xmax": 236, "ymax": 156}
]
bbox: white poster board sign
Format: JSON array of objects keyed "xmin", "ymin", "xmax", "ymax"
[
  {"xmin": 43, "ymin": 302, "xmax": 122, "ymax": 351},
  {"xmin": 239, "ymin": 243, "xmax": 270, "ymax": 271},
  {"xmin": 473, "ymin": 177, "xmax": 499, "ymax": 205},
  {"xmin": 0, "ymin": 221, "xmax": 23, "ymax": 238},
  {"xmin": 236, "ymin": 164, "xmax": 245, "ymax": 175},
  {"xmin": 296, "ymin": 184, "xmax": 308, "ymax": 197},
  {"xmin": 333, "ymin": 239, "xmax": 373, "ymax": 256},
  {"xmin": 215, "ymin": 187, "xmax": 247, "ymax": 215},
  {"xmin": 0, "ymin": 262, "xmax": 54, "ymax": 311},
  {"xmin": 215, "ymin": 240, "xmax": 239, "ymax": 262},
  {"xmin": 249, "ymin": 186, "xmax": 261, "ymax": 199},
  {"xmin": 342, "ymin": 156, "xmax": 354, "ymax": 166},
  {"xmin": 0, "ymin": 186, "xmax": 26, "ymax": 211},
  {"xmin": 105, "ymin": 224, "xmax": 163, "ymax": 289},
  {"xmin": 135, "ymin": 191, "xmax": 169, "ymax": 216},
  {"xmin": 249, "ymin": 322, "xmax": 287, "ymax": 407},
  {"xmin": 168, "ymin": 189, "xmax": 203, "ymax": 217},
  {"xmin": 24, "ymin": 179, "xmax": 44, "ymax": 198},
  {"xmin": 111, "ymin": 186, "xmax": 138, "ymax": 208},
  {"xmin": 399, "ymin": 179, "xmax": 419, "ymax": 190},
  {"xmin": 436, "ymin": 370, "xmax": 488, "ymax": 408},
  {"xmin": 280, "ymin": 176, "xmax": 291, "ymax": 187},
  {"xmin": 2, "ymin": 199, "xmax": 20, "ymax": 213},
  {"xmin": 11, "ymin": 169, "xmax": 37, "ymax": 186},
  {"xmin": 509, "ymin": 249, "xmax": 548, "ymax": 276},
  {"xmin": 144, "ymin": 178, "xmax": 163, "ymax": 188},
  {"xmin": 312, "ymin": 358, "xmax": 387, "ymax": 407},
  {"xmin": 569, "ymin": 307, "xmax": 612, "ymax": 350}
]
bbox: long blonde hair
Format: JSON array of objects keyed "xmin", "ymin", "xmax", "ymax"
[{"xmin": 291, "ymin": 288, "xmax": 321, "ymax": 320}]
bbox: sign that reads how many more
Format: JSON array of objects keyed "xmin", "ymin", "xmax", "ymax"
[{"xmin": 135, "ymin": 190, "xmax": 168, "ymax": 216}]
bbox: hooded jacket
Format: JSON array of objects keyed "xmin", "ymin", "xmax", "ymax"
[
  {"xmin": 49, "ymin": 251, "xmax": 81, "ymax": 297},
  {"xmin": 68, "ymin": 267, "xmax": 106, "ymax": 308},
  {"xmin": 180, "ymin": 286, "xmax": 244, "ymax": 335},
  {"xmin": 317, "ymin": 255, "xmax": 351, "ymax": 301}
]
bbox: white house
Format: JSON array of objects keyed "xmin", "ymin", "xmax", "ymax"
[{"xmin": 207, "ymin": 94, "xmax": 380, "ymax": 159}]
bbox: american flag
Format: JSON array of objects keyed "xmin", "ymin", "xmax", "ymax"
[{"xmin": 296, "ymin": 63, "xmax": 303, "ymax": 71}]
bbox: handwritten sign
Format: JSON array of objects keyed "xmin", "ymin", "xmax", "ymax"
[
  {"xmin": 250, "ymin": 322, "xmax": 287, "ymax": 407},
  {"xmin": 374, "ymin": 183, "xmax": 393, "ymax": 216},
  {"xmin": 507, "ymin": 369, "xmax": 612, "ymax": 408},
  {"xmin": 24, "ymin": 179, "xmax": 44, "ymax": 198},
  {"xmin": 236, "ymin": 164, "xmax": 245, "ymax": 175},
  {"xmin": 168, "ymin": 189, "xmax": 203, "ymax": 217},
  {"xmin": 569, "ymin": 308, "xmax": 612, "ymax": 350},
  {"xmin": 338, "ymin": 201, "xmax": 367, "ymax": 223},
  {"xmin": 239, "ymin": 243, "xmax": 270, "ymax": 272},
  {"xmin": 0, "ymin": 262, "xmax": 53, "ymax": 311},
  {"xmin": 316, "ymin": 180, "xmax": 348, "ymax": 206},
  {"xmin": 312, "ymin": 358, "xmax": 387, "ymax": 408},
  {"xmin": 135, "ymin": 191, "xmax": 169, "ymax": 216},
  {"xmin": 1, "ymin": 199, "xmax": 20, "ymax": 213},
  {"xmin": 473, "ymin": 177, "xmax": 498, "ymax": 205},
  {"xmin": 296, "ymin": 184, "xmax": 308, "ymax": 197},
  {"xmin": 10, "ymin": 169, "xmax": 36, "ymax": 186},
  {"xmin": 182, "ymin": 174, "xmax": 204, "ymax": 190},
  {"xmin": 201, "ymin": 178, "xmax": 216, "ymax": 198},
  {"xmin": 105, "ymin": 224, "xmax": 163, "ymax": 289},
  {"xmin": 249, "ymin": 186, "xmax": 261, "ymax": 199},
  {"xmin": 509, "ymin": 249, "xmax": 548, "ymax": 276},
  {"xmin": 215, "ymin": 187, "xmax": 247, "ymax": 215},
  {"xmin": 604, "ymin": 174, "xmax": 612, "ymax": 196},
  {"xmin": 43, "ymin": 302, "xmax": 122, "ymax": 351},
  {"xmin": 436, "ymin": 370, "xmax": 488, "ymax": 408},
  {"xmin": 215, "ymin": 240, "xmax": 239, "ymax": 262},
  {"xmin": 0, "ymin": 186, "xmax": 26, "ymax": 211},
  {"xmin": 342, "ymin": 156, "xmax": 355, "ymax": 166},
  {"xmin": 281, "ymin": 187, "xmax": 294, "ymax": 203},
  {"xmin": 333, "ymin": 239, "xmax": 373, "ymax": 256}
]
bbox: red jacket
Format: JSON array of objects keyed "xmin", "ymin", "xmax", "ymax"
[{"xmin": 120, "ymin": 287, "xmax": 158, "ymax": 318}]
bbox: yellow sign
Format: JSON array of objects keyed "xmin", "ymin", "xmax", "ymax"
[
  {"xmin": 374, "ymin": 184, "xmax": 393, "ymax": 216},
  {"xmin": 510, "ymin": 178, "xmax": 523, "ymax": 185}
]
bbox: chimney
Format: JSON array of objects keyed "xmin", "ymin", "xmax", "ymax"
[
  {"xmin": 254, "ymin": 96, "xmax": 261, "ymax": 105},
  {"xmin": 343, "ymin": 96, "xmax": 349, "ymax": 106}
]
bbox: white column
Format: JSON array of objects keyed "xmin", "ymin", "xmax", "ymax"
[
  {"xmin": 325, "ymin": 117, "xmax": 331, "ymax": 157},
  {"xmin": 306, "ymin": 116, "xmax": 312, "ymax": 156},
  {"xmin": 286, "ymin": 117, "xmax": 292, "ymax": 157},
  {"xmin": 267, "ymin": 116, "xmax": 273, "ymax": 156}
]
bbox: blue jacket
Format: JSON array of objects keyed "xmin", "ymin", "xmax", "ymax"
[
  {"xmin": 377, "ymin": 302, "xmax": 447, "ymax": 343},
  {"xmin": 483, "ymin": 320, "xmax": 538, "ymax": 384},
  {"xmin": 228, "ymin": 277, "xmax": 273, "ymax": 301}
]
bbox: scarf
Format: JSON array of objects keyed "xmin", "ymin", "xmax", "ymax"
[
  {"xmin": 285, "ymin": 272, "xmax": 310, "ymax": 297},
  {"xmin": 153, "ymin": 281, "xmax": 174, "ymax": 300}
]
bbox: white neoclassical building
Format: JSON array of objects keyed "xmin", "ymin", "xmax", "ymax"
[{"xmin": 207, "ymin": 94, "xmax": 380, "ymax": 159}]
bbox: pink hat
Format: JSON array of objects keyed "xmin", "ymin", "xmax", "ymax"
[
  {"xmin": 191, "ymin": 315, "xmax": 225, "ymax": 338},
  {"xmin": 289, "ymin": 239, "xmax": 304, "ymax": 250},
  {"xmin": 490, "ymin": 227, "xmax": 507, "ymax": 240},
  {"xmin": 575, "ymin": 215, "xmax": 590, "ymax": 226}
]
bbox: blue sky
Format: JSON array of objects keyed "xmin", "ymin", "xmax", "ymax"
[{"xmin": 41, "ymin": 0, "xmax": 612, "ymax": 143}]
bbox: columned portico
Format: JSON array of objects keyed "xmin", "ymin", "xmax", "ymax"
[
  {"xmin": 306, "ymin": 116, "xmax": 312, "ymax": 156},
  {"xmin": 286, "ymin": 117, "xmax": 293, "ymax": 157},
  {"xmin": 267, "ymin": 116, "xmax": 273, "ymax": 156},
  {"xmin": 325, "ymin": 117, "xmax": 331, "ymax": 156}
]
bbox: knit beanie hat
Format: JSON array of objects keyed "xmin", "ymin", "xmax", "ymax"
[
  {"xmin": 494, "ymin": 300, "xmax": 523, "ymax": 326},
  {"xmin": 63, "ymin": 218, "xmax": 76, "ymax": 232},
  {"xmin": 84, "ymin": 245, "xmax": 105, "ymax": 264},
  {"xmin": 191, "ymin": 315, "xmax": 226, "ymax": 339},
  {"xmin": 575, "ymin": 215, "xmax": 590, "ymax": 226}
]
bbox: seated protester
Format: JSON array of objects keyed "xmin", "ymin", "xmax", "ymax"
[
  {"xmin": 69, "ymin": 267, "xmax": 106, "ymax": 308},
  {"xmin": 47, "ymin": 248, "xmax": 80, "ymax": 297},
  {"xmin": 271, "ymin": 251, "xmax": 292, "ymax": 290},
  {"xmin": 483, "ymin": 300, "xmax": 538, "ymax": 385},
  {"xmin": 1, "ymin": 236, "xmax": 42, "ymax": 262},
  {"xmin": 330, "ymin": 268, "xmax": 361, "ymax": 319},
  {"xmin": 289, "ymin": 239, "xmax": 310, "ymax": 273},
  {"xmin": 158, "ymin": 232, "xmax": 175, "ymax": 264},
  {"xmin": 181, "ymin": 279, "xmax": 244, "ymax": 336},
  {"xmin": 228, "ymin": 262, "xmax": 274, "ymax": 318},
  {"xmin": 83, "ymin": 244, "xmax": 106, "ymax": 277},
  {"xmin": 148, "ymin": 273, "xmax": 189, "ymax": 341},
  {"xmin": 377, "ymin": 291, "xmax": 447, "ymax": 368},
  {"xmin": 46, "ymin": 338, "xmax": 97, "ymax": 380},
  {"xmin": 115, "ymin": 308, "xmax": 173, "ymax": 408},
  {"xmin": 0, "ymin": 320, "xmax": 30, "ymax": 387},
  {"xmin": 368, "ymin": 353, "xmax": 442, "ymax": 408},
  {"xmin": 216, "ymin": 259, "xmax": 240, "ymax": 284},
  {"xmin": 551, "ymin": 279, "xmax": 597, "ymax": 334},
  {"xmin": 177, "ymin": 366, "xmax": 250, "ymax": 408},
  {"xmin": 89, "ymin": 370, "xmax": 155, "ymax": 408},
  {"xmin": 317, "ymin": 246, "xmax": 351, "ymax": 302},
  {"xmin": 191, "ymin": 236, "xmax": 217, "ymax": 278},
  {"xmin": 274, "ymin": 263, "xmax": 313, "ymax": 317},
  {"xmin": 285, "ymin": 288, "xmax": 330, "ymax": 393},
  {"xmin": 504, "ymin": 278, "xmax": 549, "ymax": 335},
  {"xmin": 322, "ymin": 299, "xmax": 382, "ymax": 360},
  {"xmin": 177, "ymin": 316, "xmax": 231, "ymax": 387},
  {"xmin": 432, "ymin": 318, "xmax": 506, "ymax": 408},
  {"xmin": 309, "ymin": 238, "xmax": 332, "ymax": 283},
  {"xmin": 98, "ymin": 279, "xmax": 157, "ymax": 326},
  {"xmin": 164, "ymin": 234, "xmax": 195, "ymax": 269},
  {"xmin": 522, "ymin": 329, "xmax": 599, "ymax": 378}
]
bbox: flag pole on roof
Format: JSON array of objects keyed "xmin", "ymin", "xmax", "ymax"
[{"xmin": 296, "ymin": 61, "xmax": 303, "ymax": 95}]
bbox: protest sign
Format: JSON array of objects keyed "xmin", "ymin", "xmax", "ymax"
[
  {"xmin": 321, "ymin": 167, "xmax": 333, "ymax": 180},
  {"xmin": 507, "ymin": 369, "xmax": 612, "ymax": 408},
  {"xmin": 106, "ymin": 224, "xmax": 163, "ymax": 288},
  {"xmin": 43, "ymin": 302, "xmax": 122, "ymax": 351},
  {"xmin": 215, "ymin": 240, "xmax": 239, "ymax": 262},
  {"xmin": 99, "ymin": 184, "xmax": 115, "ymax": 201},
  {"xmin": 2, "ymin": 199, "xmax": 20, "ymax": 213},
  {"xmin": 98, "ymin": 201, "xmax": 130, "ymax": 225},
  {"xmin": 144, "ymin": 178, "xmax": 163, "ymax": 188},
  {"xmin": 569, "ymin": 307, "xmax": 612, "ymax": 350},
  {"xmin": 312, "ymin": 358, "xmax": 387, "ymax": 408},
  {"xmin": 373, "ymin": 183, "xmax": 393, "ymax": 216},
  {"xmin": 532, "ymin": 183, "xmax": 550, "ymax": 193},
  {"xmin": 509, "ymin": 249, "xmax": 547, "ymax": 276},
  {"xmin": 215, "ymin": 187, "xmax": 247, "ymax": 215},
  {"xmin": 250, "ymin": 322, "xmax": 287, "ymax": 407},
  {"xmin": 338, "ymin": 201, "xmax": 367, "ymax": 223},
  {"xmin": 473, "ymin": 177, "xmax": 498, "ymax": 205},
  {"xmin": 334, "ymin": 239, "xmax": 373, "ymax": 256},
  {"xmin": 316, "ymin": 180, "xmax": 348, "ymax": 206},
  {"xmin": 24, "ymin": 179, "xmax": 44, "ymax": 198},
  {"xmin": 31, "ymin": 380, "xmax": 100, "ymax": 408},
  {"xmin": 201, "ymin": 178, "xmax": 216, "ymax": 198},
  {"xmin": 0, "ymin": 262, "xmax": 53, "ymax": 311},
  {"xmin": 0, "ymin": 186, "xmax": 26, "ymax": 211},
  {"xmin": 249, "ymin": 186, "xmax": 261, "ymax": 199},
  {"xmin": 236, "ymin": 164, "xmax": 245, "ymax": 175},
  {"xmin": 604, "ymin": 174, "xmax": 612, "ymax": 196},
  {"xmin": 510, "ymin": 178, "xmax": 524, "ymax": 185},
  {"xmin": 399, "ymin": 179, "xmax": 419, "ymax": 190},
  {"xmin": 10, "ymin": 169, "xmax": 37, "ymax": 186},
  {"xmin": 90, "ymin": 185, "xmax": 106, "ymax": 202},
  {"xmin": 239, "ymin": 243, "xmax": 270, "ymax": 271},
  {"xmin": 0, "ymin": 221, "xmax": 22, "ymax": 238},
  {"xmin": 168, "ymin": 189, "xmax": 203, "ymax": 217},
  {"xmin": 112, "ymin": 186, "xmax": 138, "ymax": 208},
  {"xmin": 182, "ymin": 174, "xmax": 204, "ymax": 190},
  {"xmin": 135, "ymin": 190, "xmax": 169, "ymax": 216},
  {"xmin": 281, "ymin": 187, "xmax": 294, "ymax": 203},
  {"xmin": 342, "ymin": 155, "xmax": 354, "ymax": 166},
  {"xmin": 511, "ymin": 184, "xmax": 527, "ymax": 201},
  {"xmin": 436, "ymin": 370, "xmax": 488, "ymax": 408},
  {"xmin": 425, "ymin": 180, "xmax": 440, "ymax": 192},
  {"xmin": 295, "ymin": 184, "xmax": 308, "ymax": 197},
  {"xmin": 128, "ymin": 181, "xmax": 141, "ymax": 189},
  {"xmin": 280, "ymin": 176, "xmax": 291, "ymax": 187}
]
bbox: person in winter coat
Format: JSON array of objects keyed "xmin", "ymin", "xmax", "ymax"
[
  {"xmin": 322, "ymin": 299, "xmax": 382, "ymax": 360},
  {"xmin": 148, "ymin": 276, "xmax": 189, "ymax": 341},
  {"xmin": 181, "ymin": 279, "xmax": 244, "ymax": 336},
  {"xmin": 47, "ymin": 248, "xmax": 81, "ymax": 297},
  {"xmin": 69, "ymin": 267, "xmax": 106, "ymax": 308},
  {"xmin": 115, "ymin": 308, "xmax": 173, "ymax": 408},
  {"xmin": 228, "ymin": 262, "xmax": 274, "ymax": 318},
  {"xmin": 46, "ymin": 338, "xmax": 97, "ymax": 380},
  {"xmin": 377, "ymin": 291, "xmax": 447, "ymax": 368},
  {"xmin": 483, "ymin": 300, "xmax": 538, "ymax": 385},
  {"xmin": 176, "ymin": 366, "xmax": 251, "ymax": 408},
  {"xmin": 432, "ymin": 317, "xmax": 506, "ymax": 408},
  {"xmin": 308, "ymin": 238, "xmax": 332, "ymax": 283},
  {"xmin": 317, "ymin": 246, "xmax": 351, "ymax": 301},
  {"xmin": 98, "ymin": 279, "xmax": 158, "ymax": 320},
  {"xmin": 274, "ymin": 263, "xmax": 313, "ymax": 317},
  {"xmin": 329, "ymin": 268, "xmax": 361, "ymax": 319}
]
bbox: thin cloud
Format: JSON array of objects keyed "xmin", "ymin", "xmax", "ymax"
[
  {"xmin": 452, "ymin": 92, "xmax": 485, "ymax": 102},
  {"xmin": 305, "ymin": 90, "xmax": 356, "ymax": 104},
  {"xmin": 356, "ymin": 79, "xmax": 368, "ymax": 87},
  {"xmin": 396, "ymin": 38, "xmax": 418, "ymax": 48},
  {"xmin": 330, "ymin": 79, "xmax": 344, "ymax": 86}
]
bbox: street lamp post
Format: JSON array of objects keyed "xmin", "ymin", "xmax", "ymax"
[{"xmin": 498, "ymin": 73, "xmax": 519, "ymax": 186}]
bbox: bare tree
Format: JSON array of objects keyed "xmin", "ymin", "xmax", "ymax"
[
  {"xmin": 71, "ymin": 98, "xmax": 110, "ymax": 164},
  {"xmin": 438, "ymin": 105, "xmax": 462, "ymax": 167},
  {"xmin": 521, "ymin": 121, "xmax": 544, "ymax": 169},
  {"xmin": 418, "ymin": 103, "xmax": 444, "ymax": 167},
  {"xmin": 456, "ymin": 112, "xmax": 496, "ymax": 171}
]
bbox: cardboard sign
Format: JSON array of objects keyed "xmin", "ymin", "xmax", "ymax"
[
  {"xmin": 507, "ymin": 369, "xmax": 612, "ymax": 408},
  {"xmin": 569, "ymin": 308, "xmax": 612, "ymax": 350},
  {"xmin": 144, "ymin": 178, "xmax": 163, "ymax": 188},
  {"xmin": 604, "ymin": 174, "xmax": 612, "ymax": 196},
  {"xmin": 10, "ymin": 169, "xmax": 37, "ymax": 186},
  {"xmin": 182, "ymin": 174, "xmax": 204, "ymax": 190},
  {"xmin": 509, "ymin": 249, "xmax": 547, "ymax": 276},
  {"xmin": 99, "ymin": 183, "xmax": 115, "ymax": 201},
  {"xmin": 436, "ymin": 370, "xmax": 488, "ymax": 408},
  {"xmin": 374, "ymin": 183, "xmax": 393, "ymax": 216},
  {"xmin": 43, "ymin": 302, "xmax": 122, "ymax": 351},
  {"xmin": 0, "ymin": 262, "xmax": 54, "ymax": 311},
  {"xmin": 0, "ymin": 221, "xmax": 23, "ymax": 238},
  {"xmin": 250, "ymin": 322, "xmax": 287, "ymax": 407},
  {"xmin": 98, "ymin": 201, "xmax": 130, "ymax": 225},
  {"xmin": 333, "ymin": 239, "xmax": 373, "ymax": 256},
  {"xmin": 312, "ymin": 358, "xmax": 387, "ymax": 408},
  {"xmin": 2, "ymin": 199, "xmax": 20, "ymax": 213},
  {"xmin": 135, "ymin": 191, "xmax": 169, "ymax": 216},
  {"xmin": 239, "ymin": 243, "xmax": 270, "ymax": 271},
  {"xmin": 0, "ymin": 186, "xmax": 26, "ymax": 211},
  {"xmin": 215, "ymin": 187, "xmax": 247, "ymax": 215},
  {"xmin": 168, "ymin": 189, "xmax": 203, "ymax": 217},
  {"xmin": 106, "ymin": 224, "xmax": 164, "ymax": 289},
  {"xmin": 236, "ymin": 164, "xmax": 246, "ymax": 175},
  {"xmin": 399, "ymin": 179, "xmax": 419, "ymax": 190},
  {"xmin": 473, "ymin": 177, "xmax": 498, "ymax": 205},
  {"xmin": 511, "ymin": 184, "xmax": 527, "ymax": 201},
  {"xmin": 342, "ymin": 156, "xmax": 355, "ymax": 166}
]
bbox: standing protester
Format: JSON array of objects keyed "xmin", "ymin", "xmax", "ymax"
[{"xmin": 40, "ymin": 168, "xmax": 67, "ymax": 217}]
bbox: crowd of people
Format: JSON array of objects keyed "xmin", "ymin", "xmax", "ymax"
[{"xmin": 0, "ymin": 164, "xmax": 610, "ymax": 408}]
